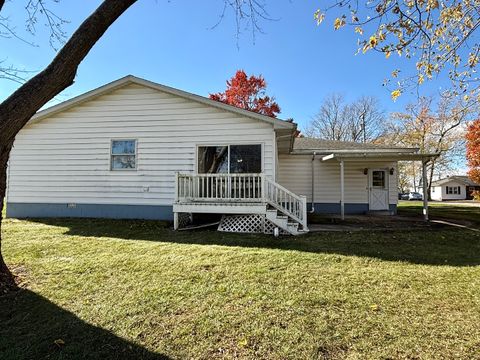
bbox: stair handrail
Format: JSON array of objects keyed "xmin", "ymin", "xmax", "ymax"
[{"xmin": 264, "ymin": 177, "xmax": 308, "ymax": 229}]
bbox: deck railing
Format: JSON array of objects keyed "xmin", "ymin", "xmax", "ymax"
[
  {"xmin": 175, "ymin": 172, "xmax": 307, "ymax": 229},
  {"xmin": 176, "ymin": 173, "xmax": 264, "ymax": 202}
]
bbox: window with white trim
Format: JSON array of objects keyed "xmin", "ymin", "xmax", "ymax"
[
  {"xmin": 446, "ymin": 186, "xmax": 461, "ymax": 195},
  {"xmin": 111, "ymin": 140, "xmax": 136, "ymax": 170}
]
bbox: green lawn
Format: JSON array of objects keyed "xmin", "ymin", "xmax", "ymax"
[
  {"xmin": 1, "ymin": 212, "xmax": 480, "ymax": 359},
  {"xmin": 398, "ymin": 200, "xmax": 480, "ymax": 226}
]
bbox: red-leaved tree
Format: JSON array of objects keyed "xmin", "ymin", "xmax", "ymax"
[
  {"xmin": 210, "ymin": 70, "xmax": 280, "ymax": 117},
  {"xmin": 466, "ymin": 119, "xmax": 480, "ymax": 186}
]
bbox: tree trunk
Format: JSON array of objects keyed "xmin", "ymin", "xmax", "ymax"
[
  {"xmin": 0, "ymin": 0, "xmax": 137, "ymax": 294},
  {"xmin": 0, "ymin": 140, "xmax": 15, "ymax": 292}
]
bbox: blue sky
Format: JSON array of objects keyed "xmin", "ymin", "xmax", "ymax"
[{"xmin": 1, "ymin": 0, "xmax": 449, "ymax": 131}]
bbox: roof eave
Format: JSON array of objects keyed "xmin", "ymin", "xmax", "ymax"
[
  {"xmin": 320, "ymin": 152, "xmax": 440, "ymax": 161},
  {"xmin": 290, "ymin": 148, "xmax": 420, "ymax": 155}
]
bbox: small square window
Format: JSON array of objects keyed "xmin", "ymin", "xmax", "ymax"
[
  {"xmin": 372, "ymin": 170, "xmax": 386, "ymax": 188},
  {"xmin": 111, "ymin": 140, "xmax": 136, "ymax": 170}
]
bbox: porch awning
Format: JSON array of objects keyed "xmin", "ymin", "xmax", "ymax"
[
  {"xmin": 320, "ymin": 152, "xmax": 439, "ymax": 162},
  {"xmin": 319, "ymin": 151, "xmax": 438, "ymax": 222}
]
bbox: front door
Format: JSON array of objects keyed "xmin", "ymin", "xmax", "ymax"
[{"xmin": 369, "ymin": 169, "xmax": 389, "ymax": 211}]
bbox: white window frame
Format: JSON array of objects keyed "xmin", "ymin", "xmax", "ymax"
[
  {"xmin": 370, "ymin": 169, "xmax": 388, "ymax": 189},
  {"xmin": 110, "ymin": 139, "xmax": 138, "ymax": 171},
  {"xmin": 446, "ymin": 186, "xmax": 461, "ymax": 195},
  {"xmin": 195, "ymin": 143, "xmax": 264, "ymax": 174}
]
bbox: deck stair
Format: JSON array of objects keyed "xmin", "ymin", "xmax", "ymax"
[
  {"xmin": 174, "ymin": 173, "xmax": 309, "ymax": 235},
  {"xmin": 265, "ymin": 209, "xmax": 307, "ymax": 235}
]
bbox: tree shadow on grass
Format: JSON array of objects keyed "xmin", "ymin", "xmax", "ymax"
[
  {"xmin": 0, "ymin": 289, "xmax": 170, "ymax": 360},
  {"xmin": 25, "ymin": 218, "xmax": 480, "ymax": 267}
]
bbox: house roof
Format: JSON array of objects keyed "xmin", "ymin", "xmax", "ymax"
[
  {"xmin": 292, "ymin": 137, "xmax": 419, "ymax": 154},
  {"xmin": 29, "ymin": 75, "xmax": 296, "ymax": 131},
  {"xmin": 431, "ymin": 175, "xmax": 480, "ymax": 187}
]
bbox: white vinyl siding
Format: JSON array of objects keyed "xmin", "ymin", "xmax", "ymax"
[
  {"xmin": 277, "ymin": 154, "xmax": 398, "ymax": 205},
  {"xmin": 7, "ymin": 83, "xmax": 275, "ymax": 206}
]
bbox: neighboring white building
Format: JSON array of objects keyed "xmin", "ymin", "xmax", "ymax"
[
  {"xmin": 6, "ymin": 76, "xmax": 433, "ymax": 234},
  {"xmin": 430, "ymin": 176, "xmax": 480, "ymax": 201}
]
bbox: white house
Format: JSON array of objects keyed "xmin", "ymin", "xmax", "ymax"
[
  {"xmin": 430, "ymin": 176, "xmax": 480, "ymax": 201},
  {"xmin": 5, "ymin": 76, "xmax": 435, "ymax": 235}
]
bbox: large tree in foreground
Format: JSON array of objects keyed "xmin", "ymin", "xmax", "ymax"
[
  {"xmin": 0, "ymin": 0, "xmax": 138, "ymax": 293},
  {"xmin": 210, "ymin": 70, "xmax": 281, "ymax": 117},
  {"xmin": 0, "ymin": 1, "xmax": 270, "ymax": 293}
]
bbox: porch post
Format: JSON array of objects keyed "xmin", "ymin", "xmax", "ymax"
[
  {"xmin": 340, "ymin": 160, "xmax": 345, "ymax": 220},
  {"xmin": 174, "ymin": 212, "xmax": 179, "ymax": 230},
  {"xmin": 261, "ymin": 173, "xmax": 266, "ymax": 202},
  {"xmin": 422, "ymin": 159, "xmax": 429, "ymax": 221}
]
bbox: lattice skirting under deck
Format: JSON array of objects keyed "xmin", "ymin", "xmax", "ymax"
[
  {"xmin": 218, "ymin": 214, "xmax": 289, "ymax": 235},
  {"xmin": 177, "ymin": 212, "xmax": 193, "ymax": 229}
]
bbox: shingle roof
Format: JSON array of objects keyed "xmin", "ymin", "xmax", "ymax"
[
  {"xmin": 431, "ymin": 175, "xmax": 480, "ymax": 187},
  {"xmin": 293, "ymin": 137, "xmax": 416, "ymax": 152}
]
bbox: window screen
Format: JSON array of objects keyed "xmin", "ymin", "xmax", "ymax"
[
  {"xmin": 229, "ymin": 145, "xmax": 262, "ymax": 173},
  {"xmin": 111, "ymin": 140, "xmax": 136, "ymax": 170}
]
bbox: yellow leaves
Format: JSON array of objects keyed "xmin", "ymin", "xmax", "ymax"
[
  {"xmin": 392, "ymin": 69, "xmax": 399, "ymax": 78},
  {"xmin": 334, "ymin": 17, "xmax": 346, "ymax": 30},
  {"xmin": 418, "ymin": 74, "xmax": 425, "ymax": 85},
  {"xmin": 238, "ymin": 338, "xmax": 248, "ymax": 347},
  {"xmin": 355, "ymin": 26, "xmax": 363, "ymax": 35},
  {"xmin": 434, "ymin": 26, "xmax": 445, "ymax": 38},
  {"xmin": 369, "ymin": 304, "xmax": 380, "ymax": 311},
  {"xmin": 385, "ymin": 51, "xmax": 391, "ymax": 59},
  {"xmin": 362, "ymin": 35, "xmax": 379, "ymax": 53},
  {"xmin": 425, "ymin": 63, "xmax": 434, "ymax": 78},
  {"xmin": 314, "ymin": 10, "xmax": 325, "ymax": 25},
  {"xmin": 391, "ymin": 89, "xmax": 402, "ymax": 101},
  {"xmin": 468, "ymin": 53, "xmax": 479, "ymax": 68},
  {"xmin": 426, "ymin": 0, "xmax": 439, "ymax": 11}
]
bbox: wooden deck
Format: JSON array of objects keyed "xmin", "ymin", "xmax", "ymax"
[{"xmin": 173, "ymin": 173, "xmax": 308, "ymax": 235}]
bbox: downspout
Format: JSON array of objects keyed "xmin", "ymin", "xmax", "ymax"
[{"xmin": 310, "ymin": 152, "xmax": 316, "ymax": 212}]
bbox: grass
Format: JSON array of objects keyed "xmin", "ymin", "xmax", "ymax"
[
  {"xmin": 1, "ymin": 207, "xmax": 479, "ymax": 359},
  {"xmin": 398, "ymin": 200, "xmax": 480, "ymax": 226}
]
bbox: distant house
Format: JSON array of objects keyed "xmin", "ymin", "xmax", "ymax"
[
  {"xmin": 6, "ymin": 75, "xmax": 435, "ymax": 234},
  {"xmin": 430, "ymin": 176, "xmax": 480, "ymax": 201}
]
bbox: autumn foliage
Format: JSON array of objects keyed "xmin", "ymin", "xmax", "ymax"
[
  {"xmin": 466, "ymin": 119, "xmax": 480, "ymax": 187},
  {"xmin": 210, "ymin": 70, "xmax": 280, "ymax": 118}
]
